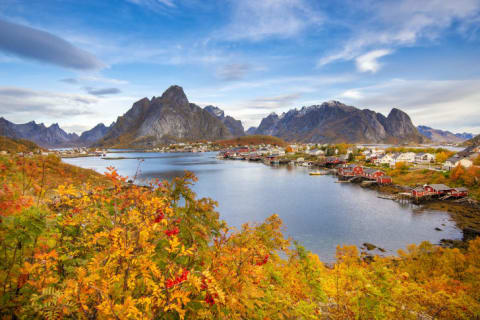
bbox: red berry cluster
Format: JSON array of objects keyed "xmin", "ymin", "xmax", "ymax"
[
  {"xmin": 153, "ymin": 209, "xmax": 164, "ymax": 223},
  {"xmin": 205, "ymin": 293, "xmax": 217, "ymax": 306},
  {"xmin": 164, "ymin": 227, "xmax": 179, "ymax": 237},
  {"xmin": 201, "ymin": 278, "xmax": 218, "ymax": 306},
  {"xmin": 166, "ymin": 268, "xmax": 189, "ymax": 289},
  {"xmin": 256, "ymin": 254, "xmax": 269, "ymax": 266}
]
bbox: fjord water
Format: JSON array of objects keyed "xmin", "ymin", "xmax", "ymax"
[{"xmin": 64, "ymin": 152, "xmax": 461, "ymax": 262}]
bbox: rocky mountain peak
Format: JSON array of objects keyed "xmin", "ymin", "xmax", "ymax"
[
  {"xmin": 204, "ymin": 105, "xmax": 244, "ymax": 137},
  {"xmin": 161, "ymin": 85, "xmax": 189, "ymax": 106},
  {"xmin": 253, "ymin": 102, "xmax": 426, "ymax": 143},
  {"xmin": 387, "ymin": 108, "xmax": 410, "ymax": 120},
  {"xmin": 204, "ymin": 106, "xmax": 225, "ymax": 119}
]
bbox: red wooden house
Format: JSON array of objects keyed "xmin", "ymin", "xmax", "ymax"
[
  {"xmin": 449, "ymin": 187, "xmax": 468, "ymax": 198},
  {"xmin": 424, "ymin": 184, "xmax": 452, "ymax": 195},
  {"xmin": 412, "ymin": 187, "xmax": 426, "ymax": 197},
  {"xmin": 338, "ymin": 164, "xmax": 363, "ymax": 177},
  {"xmin": 363, "ymin": 168, "xmax": 386, "ymax": 180},
  {"xmin": 353, "ymin": 166, "xmax": 364, "ymax": 176},
  {"xmin": 376, "ymin": 176, "xmax": 392, "ymax": 185}
]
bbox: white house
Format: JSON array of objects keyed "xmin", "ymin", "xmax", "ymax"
[
  {"xmin": 308, "ymin": 149, "xmax": 324, "ymax": 156},
  {"xmin": 396, "ymin": 152, "xmax": 416, "ymax": 163},
  {"xmin": 443, "ymin": 156, "xmax": 473, "ymax": 170},
  {"xmin": 375, "ymin": 153, "xmax": 397, "ymax": 166},
  {"xmin": 415, "ymin": 153, "xmax": 435, "ymax": 164}
]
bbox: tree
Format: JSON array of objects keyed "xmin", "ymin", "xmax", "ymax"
[
  {"xmin": 451, "ymin": 164, "xmax": 466, "ymax": 182},
  {"xmin": 347, "ymin": 152, "xmax": 354, "ymax": 162},
  {"xmin": 474, "ymin": 154, "xmax": 480, "ymax": 166},
  {"xmin": 2, "ymin": 154, "xmax": 480, "ymax": 319},
  {"xmin": 436, "ymin": 151, "xmax": 450, "ymax": 164}
]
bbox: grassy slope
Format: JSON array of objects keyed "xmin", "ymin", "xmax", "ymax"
[
  {"xmin": 216, "ymin": 135, "xmax": 288, "ymax": 147},
  {"xmin": 0, "ymin": 136, "xmax": 45, "ymax": 153}
]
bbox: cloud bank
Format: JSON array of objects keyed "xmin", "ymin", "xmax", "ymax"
[{"xmin": 0, "ymin": 19, "xmax": 104, "ymax": 70}]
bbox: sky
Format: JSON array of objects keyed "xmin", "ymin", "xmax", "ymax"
[{"xmin": 0, "ymin": 0, "xmax": 479, "ymax": 134}]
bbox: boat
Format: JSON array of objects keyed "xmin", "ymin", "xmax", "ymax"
[{"xmin": 309, "ymin": 171, "xmax": 327, "ymax": 176}]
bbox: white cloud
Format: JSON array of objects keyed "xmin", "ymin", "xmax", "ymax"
[
  {"xmin": 247, "ymin": 93, "xmax": 302, "ymax": 110},
  {"xmin": 340, "ymin": 89, "xmax": 363, "ymax": 100},
  {"xmin": 0, "ymin": 87, "xmax": 98, "ymax": 119},
  {"xmin": 220, "ymin": 0, "xmax": 322, "ymax": 41},
  {"xmin": 337, "ymin": 79, "xmax": 480, "ymax": 133},
  {"xmin": 0, "ymin": 18, "xmax": 105, "ymax": 70},
  {"xmin": 355, "ymin": 49, "xmax": 392, "ymax": 73},
  {"xmin": 126, "ymin": 0, "xmax": 175, "ymax": 10},
  {"xmin": 317, "ymin": 0, "xmax": 480, "ymax": 68}
]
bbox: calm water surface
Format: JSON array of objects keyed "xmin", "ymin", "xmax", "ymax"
[{"xmin": 64, "ymin": 152, "xmax": 462, "ymax": 262}]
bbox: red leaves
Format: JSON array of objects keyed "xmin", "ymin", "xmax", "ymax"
[
  {"xmin": 166, "ymin": 268, "xmax": 189, "ymax": 289},
  {"xmin": 16, "ymin": 273, "xmax": 29, "ymax": 289},
  {"xmin": 164, "ymin": 227, "xmax": 179, "ymax": 237},
  {"xmin": 256, "ymin": 254, "xmax": 269, "ymax": 266}
]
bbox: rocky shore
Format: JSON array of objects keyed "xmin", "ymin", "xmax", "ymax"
[{"xmin": 365, "ymin": 183, "xmax": 480, "ymax": 248}]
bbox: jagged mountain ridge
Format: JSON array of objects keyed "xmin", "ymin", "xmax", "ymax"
[
  {"xmin": 246, "ymin": 127, "xmax": 257, "ymax": 135},
  {"xmin": 417, "ymin": 125, "xmax": 473, "ymax": 143},
  {"xmin": 78, "ymin": 123, "xmax": 112, "ymax": 145},
  {"xmin": 463, "ymin": 134, "xmax": 480, "ymax": 147},
  {"xmin": 96, "ymin": 85, "xmax": 232, "ymax": 147},
  {"xmin": 0, "ymin": 117, "xmax": 79, "ymax": 148},
  {"xmin": 204, "ymin": 105, "xmax": 245, "ymax": 137},
  {"xmin": 0, "ymin": 117, "xmax": 112, "ymax": 148},
  {"xmin": 250, "ymin": 101, "xmax": 427, "ymax": 144}
]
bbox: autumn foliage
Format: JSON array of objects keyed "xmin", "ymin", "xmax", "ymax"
[{"xmin": 1, "ymin": 154, "xmax": 480, "ymax": 319}]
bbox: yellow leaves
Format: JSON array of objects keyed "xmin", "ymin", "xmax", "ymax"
[
  {"xmin": 166, "ymin": 236, "xmax": 181, "ymax": 254},
  {"xmin": 5, "ymin": 164, "xmax": 480, "ymax": 320},
  {"xmin": 56, "ymin": 184, "xmax": 78, "ymax": 197}
]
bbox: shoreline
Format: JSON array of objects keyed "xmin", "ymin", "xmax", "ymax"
[
  {"xmin": 64, "ymin": 150, "xmax": 478, "ymax": 250},
  {"xmin": 364, "ymin": 182, "xmax": 480, "ymax": 247}
]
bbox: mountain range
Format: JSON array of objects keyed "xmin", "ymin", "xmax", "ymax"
[
  {"xmin": 95, "ymin": 86, "xmax": 233, "ymax": 147},
  {"xmin": 1, "ymin": 85, "xmax": 475, "ymax": 148},
  {"xmin": 204, "ymin": 105, "xmax": 245, "ymax": 136},
  {"xmin": 0, "ymin": 117, "xmax": 112, "ymax": 148},
  {"xmin": 247, "ymin": 101, "xmax": 427, "ymax": 144},
  {"xmin": 416, "ymin": 126, "xmax": 473, "ymax": 144}
]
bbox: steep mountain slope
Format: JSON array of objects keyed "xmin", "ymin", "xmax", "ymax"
[
  {"xmin": 204, "ymin": 106, "xmax": 245, "ymax": 136},
  {"xmin": 246, "ymin": 127, "xmax": 257, "ymax": 135},
  {"xmin": 78, "ymin": 123, "xmax": 111, "ymax": 145},
  {"xmin": 97, "ymin": 86, "xmax": 232, "ymax": 147},
  {"xmin": 0, "ymin": 136, "xmax": 44, "ymax": 153},
  {"xmin": 463, "ymin": 134, "xmax": 480, "ymax": 147},
  {"xmin": 417, "ymin": 125, "xmax": 473, "ymax": 143},
  {"xmin": 456, "ymin": 132, "xmax": 475, "ymax": 140},
  {"xmin": 0, "ymin": 117, "xmax": 79, "ymax": 148},
  {"xmin": 251, "ymin": 101, "xmax": 427, "ymax": 144}
]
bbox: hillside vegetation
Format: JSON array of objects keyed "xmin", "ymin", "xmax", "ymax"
[
  {"xmin": 216, "ymin": 135, "xmax": 288, "ymax": 147},
  {"xmin": 385, "ymin": 162, "xmax": 480, "ymax": 200},
  {"xmin": 1, "ymin": 155, "xmax": 480, "ymax": 319},
  {"xmin": 0, "ymin": 136, "xmax": 44, "ymax": 153},
  {"xmin": 463, "ymin": 134, "xmax": 480, "ymax": 146}
]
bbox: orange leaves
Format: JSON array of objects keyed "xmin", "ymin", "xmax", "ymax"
[{"xmin": 2, "ymin": 156, "xmax": 480, "ymax": 319}]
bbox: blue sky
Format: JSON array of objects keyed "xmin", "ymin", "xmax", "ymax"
[{"xmin": 0, "ymin": 0, "xmax": 479, "ymax": 134}]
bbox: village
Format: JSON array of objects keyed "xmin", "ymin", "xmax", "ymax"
[
  {"xmin": 217, "ymin": 142, "xmax": 480, "ymax": 204},
  {"xmin": 5, "ymin": 138, "xmax": 480, "ymax": 204}
]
